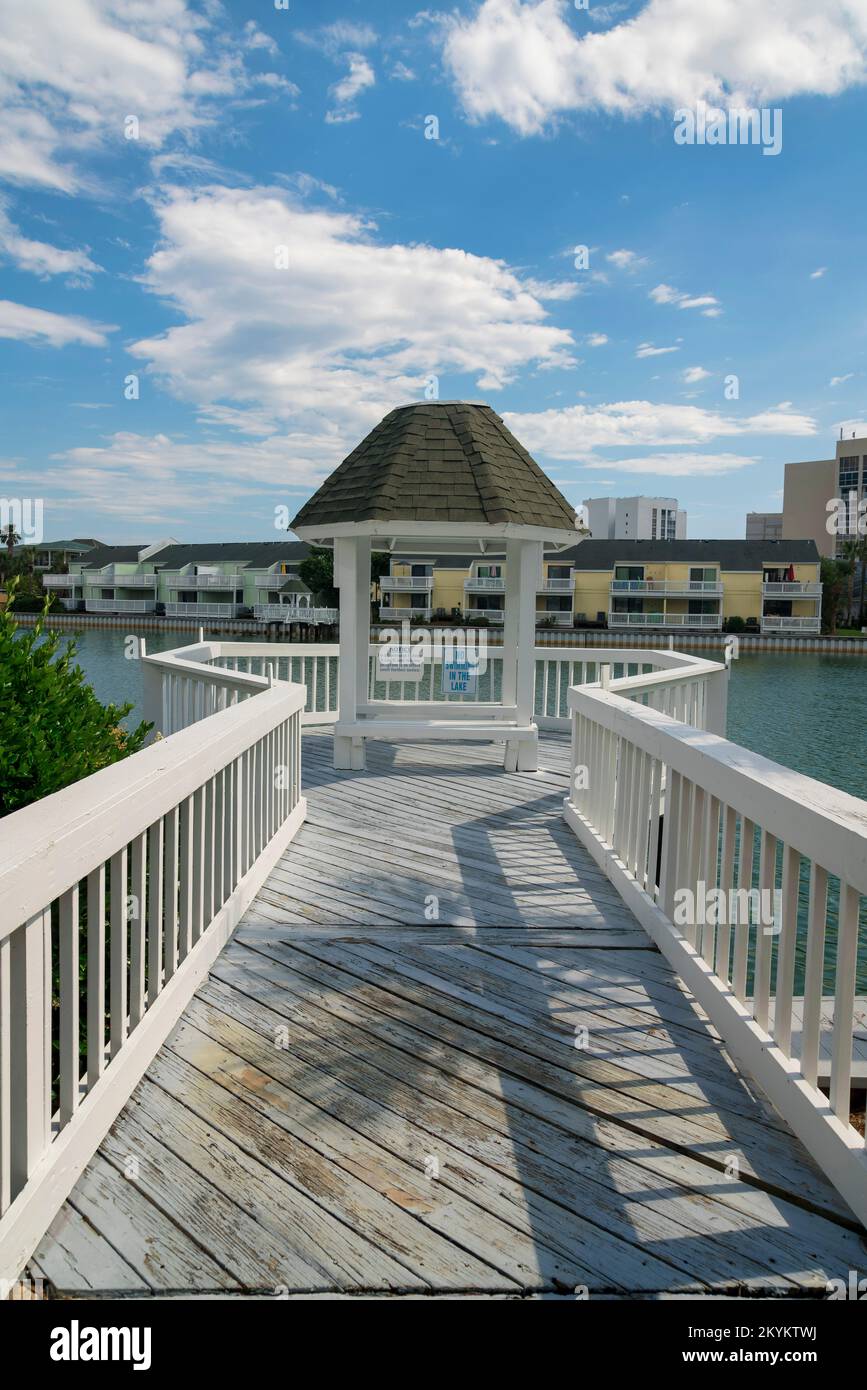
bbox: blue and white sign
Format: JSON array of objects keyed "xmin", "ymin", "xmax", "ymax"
[{"xmin": 442, "ymin": 649, "xmax": 478, "ymax": 697}]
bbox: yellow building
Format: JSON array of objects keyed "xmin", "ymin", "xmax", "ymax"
[
  {"xmin": 379, "ymin": 539, "xmax": 823, "ymax": 634},
  {"xmin": 572, "ymin": 540, "xmax": 823, "ymax": 634}
]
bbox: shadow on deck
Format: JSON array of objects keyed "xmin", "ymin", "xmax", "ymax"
[{"xmin": 32, "ymin": 731, "xmax": 867, "ymax": 1297}]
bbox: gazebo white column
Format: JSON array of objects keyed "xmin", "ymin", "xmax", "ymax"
[
  {"xmin": 503, "ymin": 538, "xmax": 542, "ymax": 772},
  {"xmin": 334, "ymin": 535, "xmax": 371, "ymax": 771}
]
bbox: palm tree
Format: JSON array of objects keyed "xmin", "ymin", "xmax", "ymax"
[
  {"xmin": 840, "ymin": 539, "xmax": 859, "ymax": 626},
  {"xmin": 2, "ymin": 522, "xmax": 20, "ymax": 556},
  {"xmin": 857, "ymin": 535, "xmax": 867, "ymax": 630}
]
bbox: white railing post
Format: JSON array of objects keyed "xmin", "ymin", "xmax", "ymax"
[
  {"xmin": 704, "ymin": 663, "xmax": 729, "ymax": 735},
  {"xmin": 9, "ymin": 912, "xmax": 50, "ymax": 1198}
]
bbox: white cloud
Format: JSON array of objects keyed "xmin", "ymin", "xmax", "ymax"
[
  {"xmin": 503, "ymin": 400, "xmax": 817, "ymax": 460},
  {"xmin": 683, "ymin": 366, "xmax": 711, "ymax": 383},
  {"xmin": 636, "ymin": 342, "xmax": 679, "ymax": 358},
  {"xmin": 326, "ymin": 53, "xmax": 375, "ymax": 116},
  {"xmin": 0, "ymin": 0, "xmax": 267, "ymax": 192},
  {"xmin": 586, "ymin": 452, "xmax": 758, "ymax": 477},
  {"xmin": 650, "ymin": 282, "xmax": 721, "ymax": 316},
  {"xmin": 49, "ymin": 430, "xmax": 338, "ymax": 523},
  {"xmin": 129, "ymin": 183, "xmax": 577, "ymax": 442},
  {"xmin": 831, "ymin": 373, "xmax": 854, "ymax": 386},
  {"xmin": 0, "ymin": 202, "xmax": 100, "ymax": 281},
  {"xmin": 442, "ymin": 0, "xmax": 867, "ymax": 135},
  {"xmin": 390, "ymin": 62, "xmax": 417, "ymax": 81},
  {"xmin": 607, "ymin": 248, "xmax": 645, "ymax": 270},
  {"xmin": 0, "ymin": 299, "xmax": 112, "ymax": 347},
  {"xmin": 811, "ymin": 266, "xmax": 828, "ymax": 278},
  {"xmin": 243, "ymin": 21, "xmax": 278, "ymax": 56},
  {"xmin": 586, "ymin": 332, "xmax": 608, "ymax": 346}
]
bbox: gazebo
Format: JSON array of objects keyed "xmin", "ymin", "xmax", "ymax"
[{"xmin": 291, "ymin": 401, "xmax": 583, "ymax": 770}]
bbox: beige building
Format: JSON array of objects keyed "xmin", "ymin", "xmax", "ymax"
[
  {"xmin": 746, "ymin": 512, "xmax": 782, "ymax": 541},
  {"xmin": 782, "ymin": 437, "xmax": 867, "ymax": 558}
]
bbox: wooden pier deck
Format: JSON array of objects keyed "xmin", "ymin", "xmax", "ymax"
[{"xmin": 31, "ymin": 732, "xmax": 866, "ymax": 1297}]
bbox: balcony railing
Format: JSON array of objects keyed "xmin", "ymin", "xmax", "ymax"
[
  {"xmin": 761, "ymin": 616, "xmax": 822, "ymax": 633},
  {"xmin": 536, "ymin": 611, "xmax": 574, "ymax": 626},
  {"xmin": 164, "ymin": 602, "xmax": 240, "ymax": 618},
  {"xmin": 379, "ymin": 575, "xmax": 433, "ymax": 591},
  {"xmin": 467, "ymin": 609, "xmax": 505, "ymax": 623},
  {"xmin": 464, "ymin": 576, "xmax": 505, "ymax": 592},
  {"xmin": 254, "ymin": 605, "xmax": 338, "ymax": 623},
  {"xmin": 608, "ymin": 611, "xmax": 723, "ymax": 630},
  {"xmin": 85, "ymin": 599, "xmax": 157, "ymax": 614},
  {"xmin": 42, "ymin": 574, "xmax": 77, "ymax": 589},
  {"xmin": 762, "ymin": 582, "xmax": 822, "ymax": 597},
  {"xmin": 83, "ymin": 570, "xmax": 157, "ymax": 587},
  {"xmin": 610, "ymin": 579, "xmax": 723, "ymax": 596},
  {"xmin": 168, "ymin": 574, "xmax": 244, "ymax": 590},
  {"xmin": 538, "ymin": 578, "xmax": 573, "ymax": 593}
]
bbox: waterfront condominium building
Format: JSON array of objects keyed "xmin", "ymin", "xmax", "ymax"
[
  {"xmin": 41, "ymin": 539, "xmax": 339, "ymax": 625},
  {"xmin": 379, "ymin": 538, "xmax": 822, "ymax": 635},
  {"xmin": 745, "ymin": 512, "xmax": 783, "ymax": 541},
  {"xmin": 783, "ymin": 436, "xmax": 867, "ymax": 559},
  {"xmin": 42, "ymin": 535, "xmax": 823, "ymax": 635},
  {"xmin": 583, "ymin": 495, "xmax": 687, "ymax": 541}
]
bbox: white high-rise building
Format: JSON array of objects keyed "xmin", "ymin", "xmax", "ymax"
[{"xmin": 583, "ymin": 495, "xmax": 687, "ymax": 541}]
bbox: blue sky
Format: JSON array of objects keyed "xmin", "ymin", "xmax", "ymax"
[{"xmin": 2, "ymin": 0, "xmax": 867, "ymax": 542}]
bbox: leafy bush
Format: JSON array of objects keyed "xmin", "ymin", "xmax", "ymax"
[
  {"xmin": 724, "ymin": 615, "xmax": 746, "ymax": 633},
  {"xmin": 0, "ymin": 585, "xmax": 152, "ymax": 817}
]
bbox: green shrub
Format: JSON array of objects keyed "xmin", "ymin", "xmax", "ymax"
[
  {"xmin": 0, "ymin": 584, "xmax": 152, "ymax": 817},
  {"xmin": 725, "ymin": 615, "xmax": 746, "ymax": 633}
]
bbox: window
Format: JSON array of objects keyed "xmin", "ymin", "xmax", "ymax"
[
  {"xmin": 614, "ymin": 565, "xmax": 644, "ymax": 581},
  {"xmin": 477, "ymin": 564, "xmax": 502, "ymax": 578},
  {"xmin": 410, "ymin": 564, "xmax": 432, "ymax": 577},
  {"xmin": 547, "ymin": 564, "xmax": 571, "ymax": 580},
  {"xmin": 689, "ymin": 566, "xmax": 717, "ymax": 586}
]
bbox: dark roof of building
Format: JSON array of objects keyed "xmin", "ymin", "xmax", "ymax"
[
  {"xmin": 78, "ymin": 545, "xmax": 149, "ymax": 568},
  {"xmin": 562, "ymin": 538, "xmax": 821, "ymax": 569},
  {"xmin": 291, "ymin": 402, "xmax": 578, "ymax": 532},
  {"xmin": 149, "ymin": 541, "xmax": 310, "ymax": 570}
]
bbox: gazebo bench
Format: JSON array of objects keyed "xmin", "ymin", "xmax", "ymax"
[{"xmin": 333, "ymin": 718, "xmax": 539, "ymax": 771}]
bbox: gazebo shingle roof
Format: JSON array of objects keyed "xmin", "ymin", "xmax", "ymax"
[{"xmin": 291, "ymin": 402, "xmax": 577, "ymax": 532}]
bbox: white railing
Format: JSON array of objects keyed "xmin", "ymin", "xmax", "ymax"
[
  {"xmin": 538, "ymin": 579, "xmax": 574, "ymax": 593},
  {"xmin": 467, "ymin": 609, "xmax": 505, "ymax": 623},
  {"xmin": 0, "ymin": 673, "xmax": 307, "ymax": 1285},
  {"xmin": 83, "ymin": 571, "xmax": 157, "ymax": 587},
  {"xmin": 564, "ymin": 666, "xmax": 867, "ymax": 1227},
  {"xmin": 85, "ymin": 599, "xmax": 157, "ymax": 614},
  {"xmin": 464, "ymin": 576, "xmax": 505, "ymax": 592},
  {"xmin": 761, "ymin": 616, "xmax": 823, "ymax": 633},
  {"xmin": 164, "ymin": 602, "xmax": 239, "ymax": 618},
  {"xmin": 254, "ymin": 605, "xmax": 338, "ymax": 623},
  {"xmin": 41, "ymin": 575, "xmax": 75, "ymax": 589},
  {"xmin": 379, "ymin": 576, "xmax": 433, "ymax": 591},
  {"xmin": 609, "ymin": 611, "xmax": 723, "ymax": 630},
  {"xmin": 763, "ymin": 582, "xmax": 822, "ymax": 597},
  {"xmin": 168, "ymin": 575, "xmax": 244, "ymax": 590},
  {"xmin": 142, "ymin": 640, "xmax": 727, "ymax": 738},
  {"xmin": 611, "ymin": 580, "xmax": 723, "ymax": 595}
]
